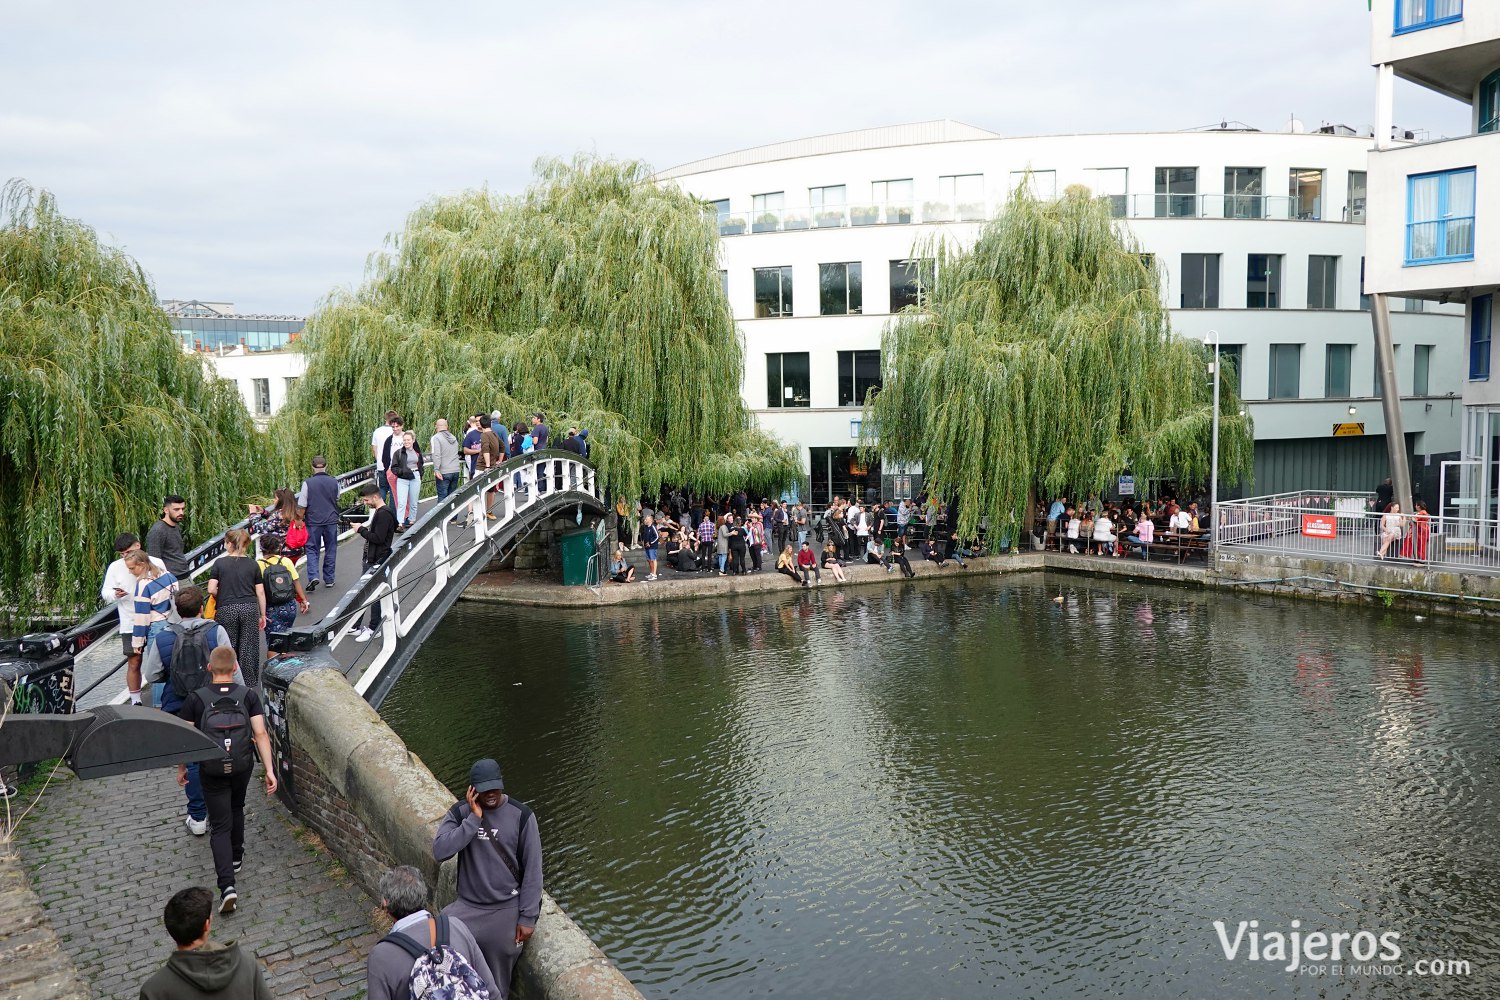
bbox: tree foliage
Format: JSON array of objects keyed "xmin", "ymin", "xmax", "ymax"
[
  {"xmin": 273, "ymin": 155, "xmax": 801, "ymax": 502},
  {"xmin": 0, "ymin": 181, "xmax": 285, "ymax": 624},
  {"xmin": 864, "ymin": 187, "xmax": 1254, "ymax": 540}
]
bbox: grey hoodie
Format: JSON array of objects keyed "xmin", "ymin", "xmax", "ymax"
[
  {"xmin": 139, "ymin": 940, "xmax": 272, "ymax": 999},
  {"xmin": 429, "ymin": 429, "xmax": 461, "ymax": 477}
]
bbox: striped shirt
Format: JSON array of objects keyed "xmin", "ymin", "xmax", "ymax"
[{"xmin": 132, "ymin": 572, "xmax": 179, "ymax": 647}]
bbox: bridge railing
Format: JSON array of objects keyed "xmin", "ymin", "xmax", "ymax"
[{"xmin": 286, "ymin": 449, "xmax": 603, "ymax": 706}]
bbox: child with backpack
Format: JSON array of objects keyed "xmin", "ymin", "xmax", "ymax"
[
  {"xmin": 176, "ymin": 646, "xmax": 278, "ymax": 916},
  {"xmin": 256, "ymin": 535, "xmax": 309, "ymax": 633}
]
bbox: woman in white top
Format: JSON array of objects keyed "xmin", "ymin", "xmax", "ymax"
[
  {"xmin": 1376, "ymin": 503, "xmax": 1405, "ymax": 559},
  {"xmin": 1093, "ymin": 513, "xmax": 1116, "ymax": 556},
  {"xmin": 1065, "ymin": 513, "xmax": 1083, "ymax": 553}
]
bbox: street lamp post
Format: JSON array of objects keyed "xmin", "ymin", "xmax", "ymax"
[{"xmin": 1204, "ymin": 330, "xmax": 1220, "ymax": 558}]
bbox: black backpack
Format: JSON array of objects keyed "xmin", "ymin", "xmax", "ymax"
[
  {"xmin": 166, "ymin": 620, "xmax": 216, "ymax": 699},
  {"xmin": 197, "ymin": 684, "xmax": 256, "ymax": 777},
  {"xmin": 261, "ymin": 557, "xmax": 296, "ymax": 606}
]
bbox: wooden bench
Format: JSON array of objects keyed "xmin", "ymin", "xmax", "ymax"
[{"xmin": 1144, "ymin": 532, "xmax": 1209, "ymax": 564}]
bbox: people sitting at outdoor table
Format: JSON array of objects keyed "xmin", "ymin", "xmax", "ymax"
[
  {"xmin": 1126, "ymin": 512, "xmax": 1154, "ymax": 558},
  {"xmin": 1092, "ymin": 511, "xmax": 1117, "ymax": 556}
]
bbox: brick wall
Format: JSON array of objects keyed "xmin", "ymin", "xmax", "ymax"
[{"xmin": 284, "ymin": 741, "xmax": 397, "ymax": 901}]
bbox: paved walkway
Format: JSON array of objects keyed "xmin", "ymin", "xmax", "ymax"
[{"xmin": 12, "ymin": 767, "xmax": 382, "ymax": 999}]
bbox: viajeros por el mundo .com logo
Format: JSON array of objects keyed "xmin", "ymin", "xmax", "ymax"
[{"xmin": 1213, "ymin": 920, "xmax": 1471, "ymax": 978}]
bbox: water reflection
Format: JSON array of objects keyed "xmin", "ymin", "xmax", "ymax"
[{"xmin": 383, "ymin": 576, "xmax": 1500, "ymax": 998}]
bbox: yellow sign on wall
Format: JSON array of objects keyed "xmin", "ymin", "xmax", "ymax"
[{"xmin": 1332, "ymin": 422, "xmax": 1366, "ymax": 437}]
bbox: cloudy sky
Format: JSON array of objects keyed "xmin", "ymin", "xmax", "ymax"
[{"xmin": 2, "ymin": 0, "xmax": 1470, "ymax": 314}]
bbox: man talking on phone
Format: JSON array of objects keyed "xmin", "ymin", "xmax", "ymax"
[{"xmin": 432, "ymin": 758, "xmax": 543, "ymax": 998}]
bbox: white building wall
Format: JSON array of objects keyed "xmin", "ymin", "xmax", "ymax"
[{"xmin": 200, "ymin": 350, "xmax": 308, "ymax": 424}]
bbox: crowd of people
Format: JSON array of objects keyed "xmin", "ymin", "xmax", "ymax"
[{"xmin": 1038, "ymin": 494, "xmax": 1207, "ymax": 559}]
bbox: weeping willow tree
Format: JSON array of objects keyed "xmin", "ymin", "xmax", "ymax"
[
  {"xmin": 864, "ymin": 185, "xmax": 1254, "ymax": 542},
  {"xmin": 0, "ymin": 181, "xmax": 287, "ymax": 625},
  {"xmin": 273, "ymin": 155, "xmax": 801, "ymax": 503}
]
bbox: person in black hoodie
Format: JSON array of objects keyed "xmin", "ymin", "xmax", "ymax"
[
  {"xmin": 351, "ymin": 484, "xmax": 397, "ymax": 643},
  {"xmin": 140, "ymin": 886, "xmax": 271, "ymax": 999}
]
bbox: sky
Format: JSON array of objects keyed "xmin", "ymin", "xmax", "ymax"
[{"xmin": 1, "ymin": 0, "xmax": 1473, "ymax": 315}]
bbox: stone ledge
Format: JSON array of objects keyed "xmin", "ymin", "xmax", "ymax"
[{"xmin": 0, "ymin": 842, "xmax": 90, "ymax": 1000}]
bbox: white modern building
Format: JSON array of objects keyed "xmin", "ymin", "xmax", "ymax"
[
  {"xmin": 162, "ymin": 300, "xmax": 307, "ymax": 425},
  {"xmin": 1366, "ymin": 0, "xmax": 1499, "ymax": 524},
  {"xmin": 661, "ymin": 120, "xmax": 1465, "ymax": 504}
]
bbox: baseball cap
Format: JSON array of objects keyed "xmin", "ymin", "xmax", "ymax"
[
  {"xmin": 469, "ymin": 758, "xmax": 505, "ymax": 793},
  {"xmin": 312, "ymin": 455, "xmax": 327, "ymax": 469}
]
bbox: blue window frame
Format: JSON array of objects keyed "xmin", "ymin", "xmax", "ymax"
[
  {"xmin": 1394, "ymin": 0, "xmax": 1462, "ymax": 33},
  {"xmin": 1481, "ymin": 70, "xmax": 1500, "ymax": 135},
  {"xmin": 1406, "ymin": 168, "xmax": 1476, "ymax": 265},
  {"xmin": 1473, "ymin": 294, "xmax": 1493, "ymax": 381}
]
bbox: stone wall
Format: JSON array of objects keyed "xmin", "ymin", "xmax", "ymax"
[
  {"xmin": 0, "ymin": 842, "xmax": 89, "ymax": 1000},
  {"xmin": 268, "ymin": 658, "xmax": 642, "ymax": 1000},
  {"xmin": 1213, "ymin": 549, "xmax": 1500, "ymax": 618}
]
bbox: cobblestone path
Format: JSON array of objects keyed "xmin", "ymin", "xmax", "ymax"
[{"xmin": 13, "ymin": 767, "xmax": 383, "ymax": 999}]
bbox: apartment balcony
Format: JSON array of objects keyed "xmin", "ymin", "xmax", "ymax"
[
  {"xmin": 1365, "ymin": 131, "xmax": 1500, "ymax": 297},
  {"xmin": 1371, "ymin": 0, "xmax": 1500, "ymax": 101}
]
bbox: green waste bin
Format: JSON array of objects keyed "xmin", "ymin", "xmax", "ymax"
[{"xmin": 559, "ymin": 528, "xmax": 596, "ymax": 586}]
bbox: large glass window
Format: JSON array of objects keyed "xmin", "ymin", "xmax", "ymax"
[
  {"xmin": 1181, "ymin": 253, "xmax": 1220, "ymax": 308},
  {"xmin": 810, "ymin": 185, "xmax": 846, "ymax": 228},
  {"xmin": 1247, "ymin": 254, "xmax": 1282, "ymax": 308},
  {"xmin": 1269, "ymin": 344, "xmax": 1302, "ymax": 399},
  {"xmin": 890, "ymin": 259, "xmax": 933, "ymax": 312},
  {"xmin": 1289, "ymin": 169, "xmax": 1324, "ymax": 220},
  {"xmin": 1224, "ymin": 167, "xmax": 1264, "ymax": 219},
  {"xmin": 753, "ymin": 266, "xmax": 793, "ymax": 318},
  {"xmin": 1009, "ymin": 170, "xmax": 1057, "ymax": 200},
  {"xmin": 1155, "ymin": 167, "xmax": 1198, "ymax": 218},
  {"xmin": 252, "ymin": 378, "xmax": 271, "ymax": 415},
  {"xmin": 1085, "ymin": 168, "xmax": 1127, "ymax": 217},
  {"xmin": 1219, "ymin": 344, "xmax": 1244, "ymax": 386},
  {"xmin": 1307, "ymin": 255, "xmax": 1339, "ymax": 310},
  {"xmin": 1414, "ymin": 344, "xmax": 1433, "ymax": 396},
  {"xmin": 1482, "ymin": 71, "xmax": 1500, "ymax": 134},
  {"xmin": 1473, "ymin": 294, "xmax": 1494, "ymax": 381},
  {"xmin": 871, "ymin": 179, "xmax": 913, "ymax": 224},
  {"xmin": 1347, "ymin": 171, "xmax": 1367, "ymax": 223},
  {"xmin": 1395, "ymin": 0, "xmax": 1462, "ymax": 33},
  {"xmin": 1325, "ymin": 344, "xmax": 1353, "ymax": 398},
  {"xmin": 1407, "ymin": 168, "xmax": 1476, "ymax": 263},
  {"xmin": 939, "ymin": 174, "xmax": 985, "ymax": 221},
  {"xmin": 752, "ymin": 192, "xmax": 784, "ymax": 233},
  {"xmin": 766, "ymin": 353, "xmax": 810, "ymax": 408},
  {"xmin": 819, "ymin": 262, "xmax": 862, "ymax": 316},
  {"xmin": 838, "ymin": 350, "xmax": 882, "ymax": 407}
]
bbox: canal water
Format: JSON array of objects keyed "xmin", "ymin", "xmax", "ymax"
[{"xmin": 382, "ymin": 575, "xmax": 1500, "ymax": 998}]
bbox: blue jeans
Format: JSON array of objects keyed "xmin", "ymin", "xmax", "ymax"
[
  {"xmin": 1127, "ymin": 535, "xmax": 1150, "ymax": 558},
  {"xmin": 434, "ymin": 472, "xmax": 460, "ymax": 503},
  {"xmin": 377, "ymin": 470, "xmax": 393, "ymax": 507},
  {"xmin": 305, "ymin": 522, "xmax": 339, "ymax": 583},
  {"xmin": 159, "ymin": 688, "xmax": 205, "ymax": 821},
  {"xmin": 394, "ymin": 476, "xmax": 420, "ymax": 525}
]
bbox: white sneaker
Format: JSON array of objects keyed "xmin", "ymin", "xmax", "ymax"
[
  {"xmin": 646, "ymin": 573, "xmax": 657, "ymax": 581},
  {"xmin": 186, "ymin": 815, "xmax": 208, "ymax": 836},
  {"xmin": 354, "ymin": 627, "xmax": 375, "ymax": 643},
  {"xmin": 343, "ymin": 620, "xmax": 363, "ymax": 636}
]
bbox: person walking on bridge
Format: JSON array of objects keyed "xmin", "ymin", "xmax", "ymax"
[
  {"xmin": 433, "ymin": 759, "xmax": 543, "ymax": 999},
  {"xmin": 298, "ymin": 455, "xmax": 341, "ymax": 593},
  {"xmin": 430, "ymin": 418, "xmax": 462, "ymax": 505}
]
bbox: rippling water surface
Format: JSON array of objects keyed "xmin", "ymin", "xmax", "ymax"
[{"xmin": 382, "ymin": 575, "xmax": 1500, "ymax": 998}]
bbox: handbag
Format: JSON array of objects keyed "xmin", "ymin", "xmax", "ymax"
[
  {"xmin": 285, "ymin": 521, "xmax": 308, "ymax": 548},
  {"xmin": 203, "ymin": 594, "xmax": 217, "ymax": 620}
]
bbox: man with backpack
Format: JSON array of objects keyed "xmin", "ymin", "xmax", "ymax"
[
  {"xmin": 142, "ymin": 585, "xmax": 239, "ymax": 837},
  {"xmin": 432, "ymin": 759, "xmax": 542, "ymax": 999},
  {"xmin": 177, "ymin": 646, "xmax": 278, "ymax": 915},
  {"xmin": 366, "ymin": 865, "xmax": 499, "ymax": 1000}
]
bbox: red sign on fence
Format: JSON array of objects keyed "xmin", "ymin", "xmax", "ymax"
[{"xmin": 1302, "ymin": 514, "xmax": 1338, "ymax": 538}]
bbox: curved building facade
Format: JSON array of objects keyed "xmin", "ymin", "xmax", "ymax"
[{"xmin": 662, "ymin": 121, "xmax": 1464, "ymax": 503}]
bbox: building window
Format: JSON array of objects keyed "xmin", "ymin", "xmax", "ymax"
[
  {"xmin": 1219, "ymin": 344, "xmax": 1244, "ymax": 384},
  {"xmin": 810, "ymin": 185, "xmax": 847, "ymax": 228},
  {"xmin": 709, "ymin": 198, "xmax": 729, "ymax": 222},
  {"xmin": 1359, "ymin": 257, "xmax": 1371, "ymax": 311},
  {"xmin": 1307, "ymin": 255, "xmax": 1339, "ymax": 310},
  {"xmin": 1247, "ymin": 254, "xmax": 1282, "ymax": 308},
  {"xmin": 1473, "ymin": 294, "xmax": 1493, "ymax": 381},
  {"xmin": 1181, "ymin": 253, "xmax": 1220, "ymax": 308},
  {"xmin": 819, "ymin": 262, "xmax": 862, "ymax": 316},
  {"xmin": 871, "ymin": 179, "xmax": 914, "ymax": 224},
  {"xmin": 1155, "ymin": 167, "xmax": 1197, "ymax": 218},
  {"xmin": 1224, "ymin": 167, "xmax": 1264, "ymax": 219},
  {"xmin": 766, "ymin": 353, "xmax": 810, "ymax": 408},
  {"xmin": 1407, "ymin": 168, "xmax": 1476, "ymax": 264},
  {"xmin": 1289, "ymin": 169, "xmax": 1324, "ymax": 220},
  {"xmin": 1325, "ymin": 344, "xmax": 1353, "ymax": 398},
  {"xmin": 838, "ymin": 350, "xmax": 882, "ymax": 407},
  {"xmin": 1347, "ymin": 171, "xmax": 1367, "ymax": 223},
  {"xmin": 252, "ymin": 378, "xmax": 271, "ymax": 415},
  {"xmin": 1482, "ymin": 70, "xmax": 1500, "ymax": 134},
  {"xmin": 1268, "ymin": 344, "xmax": 1302, "ymax": 399},
  {"xmin": 752, "ymin": 192, "xmax": 784, "ymax": 233},
  {"xmin": 890, "ymin": 259, "xmax": 932, "ymax": 313},
  {"xmin": 753, "ymin": 266, "xmax": 793, "ymax": 318},
  {"xmin": 284, "ymin": 376, "xmax": 298, "ymax": 398},
  {"xmin": 1414, "ymin": 344, "xmax": 1433, "ymax": 395},
  {"xmin": 720, "ymin": 269, "xmax": 729, "ymax": 299},
  {"xmin": 938, "ymin": 174, "xmax": 985, "ymax": 221},
  {"xmin": 1009, "ymin": 170, "xmax": 1057, "ymax": 200},
  {"xmin": 1085, "ymin": 168, "xmax": 1127, "ymax": 217},
  {"xmin": 1394, "ymin": 0, "xmax": 1462, "ymax": 34}
]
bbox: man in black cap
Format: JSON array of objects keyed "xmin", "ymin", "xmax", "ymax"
[{"xmin": 432, "ymin": 758, "xmax": 543, "ymax": 998}]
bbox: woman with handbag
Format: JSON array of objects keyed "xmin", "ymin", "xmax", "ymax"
[
  {"xmin": 390, "ymin": 430, "xmax": 425, "ymax": 530},
  {"xmin": 207, "ymin": 528, "xmax": 267, "ymax": 687}
]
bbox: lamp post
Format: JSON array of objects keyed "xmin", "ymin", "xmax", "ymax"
[{"xmin": 1204, "ymin": 330, "xmax": 1220, "ymax": 558}]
